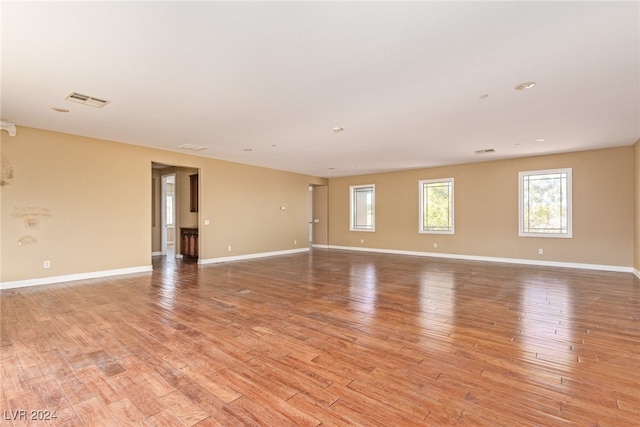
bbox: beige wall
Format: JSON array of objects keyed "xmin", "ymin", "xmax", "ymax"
[
  {"xmin": 2, "ymin": 127, "xmax": 153, "ymax": 282},
  {"xmin": 151, "ymin": 168, "xmax": 162, "ymax": 252},
  {"xmin": 328, "ymin": 146, "xmax": 634, "ymax": 268},
  {"xmin": 1, "ymin": 126, "xmax": 325, "ymax": 283},
  {"xmin": 635, "ymin": 140, "xmax": 640, "ymax": 273}
]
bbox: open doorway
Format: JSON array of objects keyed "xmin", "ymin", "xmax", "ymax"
[
  {"xmin": 152, "ymin": 162, "xmax": 200, "ymax": 267},
  {"xmin": 310, "ymin": 184, "xmax": 328, "ymax": 247},
  {"xmin": 161, "ymin": 173, "xmax": 176, "ymax": 257}
]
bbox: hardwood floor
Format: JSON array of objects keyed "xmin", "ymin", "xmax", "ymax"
[{"xmin": 1, "ymin": 249, "xmax": 638, "ymax": 426}]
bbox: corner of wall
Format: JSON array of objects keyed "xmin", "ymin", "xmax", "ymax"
[{"xmin": 634, "ymin": 140, "xmax": 640, "ymax": 275}]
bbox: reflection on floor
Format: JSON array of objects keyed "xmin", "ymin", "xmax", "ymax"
[{"xmin": 152, "ymin": 243, "xmax": 197, "ymax": 272}]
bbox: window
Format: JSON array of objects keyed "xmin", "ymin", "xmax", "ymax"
[
  {"xmin": 350, "ymin": 184, "xmax": 375, "ymax": 231},
  {"xmin": 519, "ymin": 168, "xmax": 572, "ymax": 238},
  {"xmin": 166, "ymin": 194, "xmax": 174, "ymax": 226},
  {"xmin": 419, "ymin": 178, "xmax": 454, "ymax": 234}
]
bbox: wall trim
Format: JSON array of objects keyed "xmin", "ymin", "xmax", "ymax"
[
  {"xmin": 634, "ymin": 268, "xmax": 640, "ymax": 280},
  {"xmin": 0, "ymin": 265, "xmax": 153, "ymax": 290},
  {"xmin": 151, "ymin": 251, "xmax": 162, "ymax": 256},
  {"xmin": 312, "ymin": 244, "xmax": 330, "ymax": 249},
  {"xmin": 199, "ymin": 247, "xmax": 310, "ymax": 265},
  {"xmin": 326, "ymin": 245, "xmax": 634, "ymax": 274}
]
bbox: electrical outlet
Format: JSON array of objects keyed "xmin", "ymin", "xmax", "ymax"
[
  {"xmin": 538, "ymin": 248, "xmax": 544, "ymax": 255},
  {"xmin": 433, "ymin": 243, "xmax": 438, "ymax": 249},
  {"xmin": 293, "ymin": 240, "xmax": 297, "ymax": 245},
  {"xmin": 360, "ymin": 239, "xmax": 364, "ymax": 244},
  {"xmin": 227, "ymin": 245, "xmax": 232, "ymax": 252},
  {"xmin": 43, "ymin": 260, "xmax": 51, "ymax": 269}
]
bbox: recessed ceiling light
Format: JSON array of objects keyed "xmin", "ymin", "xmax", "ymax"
[
  {"xmin": 332, "ymin": 127, "xmax": 344, "ymax": 133},
  {"xmin": 535, "ymin": 138, "xmax": 546, "ymax": 143},
  {"xmin": 243, "ymin": 148, "xmax": 253, "ymax": 152},
  {"xmin": 514, "ymin": 81, "xmax": 536, "ymax": 90},
  {"xmin": 179, "ymin": 143, "xmax": 207, "ymax": 151},
  {"xmin": 51, "ymin": 107, "xmax": 69, "ymax": 113}
]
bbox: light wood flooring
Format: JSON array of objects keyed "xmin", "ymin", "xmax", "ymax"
[{"xmin": 1, "ymin": 249, "xmax": 639, "ymax": 426}]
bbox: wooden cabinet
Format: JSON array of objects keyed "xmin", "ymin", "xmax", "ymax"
[{"xmin": 180, "ymin": 227, "xmax": 198, "ymax": 258}]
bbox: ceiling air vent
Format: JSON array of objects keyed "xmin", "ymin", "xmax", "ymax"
[
  {"xmin": 64, "ymin": 92, "xmax": 110, "ymax": 108},
  {"xmin": 474, "ymin": 148, "xmax": 495, "ymax": 154},
  {"xmin": 179, "ymin": 144, "xmax": 208, "ymax": 152}
]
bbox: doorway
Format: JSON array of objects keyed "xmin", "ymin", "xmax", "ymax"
[
  {"xmin": 152, "ymin": 162, "xmax": 200, "ymax": 267},
  {"xmin": 310, "ymin": 184, "xmax": 328, "ymax": 247},
  {"xmin": 161, "ymin": 173, "xmax": 176, "ymax": 257}
]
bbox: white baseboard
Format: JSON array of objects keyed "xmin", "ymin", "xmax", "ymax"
[
  {"xmin": 326, "ymin": 245, "xmax": 634, "ymax": 274},
  {"xmin": 199, "ymin": 247, "xmax": 309, "ymax": 265},
  {"xmin": 151, "ymin": 251, "xmax": 162, "ymax": 256},
  {"xmin": 0, "ymin": 265, "xmax": 153, "ymax": 290},
  {"xmin": 312, "ymin": 244, "xmax": 330, "ymax": 249},
  {"xmin": 3, "ymin": 248, "xmax": 633, "ymax": 290}
]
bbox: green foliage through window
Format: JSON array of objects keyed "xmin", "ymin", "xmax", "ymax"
[
  {"xmin": 519, "ymin": 169, "xmax": 572, "ymax": 237},
  {"xmin": 419, "ymin": 178, "xmax": 454, "ymax": 234}
]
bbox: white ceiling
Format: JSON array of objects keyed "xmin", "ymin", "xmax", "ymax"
[{"xmin": 2, "ymin": 1, "xmax": 639, "ymax": 177}]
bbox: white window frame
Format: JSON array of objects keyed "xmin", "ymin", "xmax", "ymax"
[
  {"xmin": 419, "ymin": 178, "xmax": 454, "ymax": 234},
  {"xmin": 350, "ymin": 184, "xmax": 375, "ymax": 232},
  {"xmin": 519, "ymin": 168, "xmax": 572, "ymax": 238}
]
